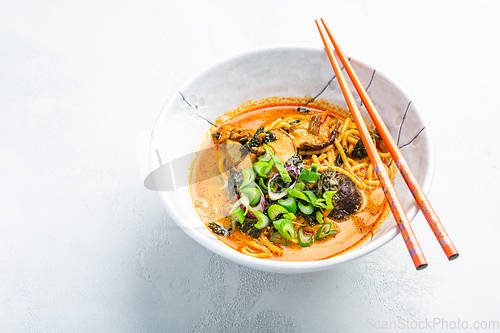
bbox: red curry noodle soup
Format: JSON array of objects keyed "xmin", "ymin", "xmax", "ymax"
[{"xmin": 189, "ymin": 97, "xmax": 395, "ymax": 261}]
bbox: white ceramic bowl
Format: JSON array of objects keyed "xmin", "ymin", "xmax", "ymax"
[{"xmin": 148, "ymin": 46, "xmax": 434, "ymax": 274}]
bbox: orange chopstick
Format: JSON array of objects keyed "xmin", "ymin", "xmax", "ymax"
[
  {"xmin": 316, "ymin": 20, "xmax": 428, "ymax": 270},
  {"xmin": 319, "ymin": 18, "xmax": 459, "ymax": 261}
]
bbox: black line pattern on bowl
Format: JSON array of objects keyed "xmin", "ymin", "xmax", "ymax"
[
  {"xmin": 359, "ymin": 69, "xmax": 376, "ymax": 108},
  {"xmin": 397, "ymin": 101, "xmax": 425, "ymax": 149},
  {"xmin": 306, "ymin": 64, "xmax": 425, "ymax": 151},
  {"xmin": 305, "ymin": 58, "xmax": 351, "ymax": 105},
  {"xmin": 179, "ymin": 92, "xmax": 215, "ymax": 126}
]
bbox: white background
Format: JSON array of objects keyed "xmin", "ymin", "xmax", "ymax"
[{"xmin": 1, "ymin": 0, "xmax": 499, "ymax": 332}]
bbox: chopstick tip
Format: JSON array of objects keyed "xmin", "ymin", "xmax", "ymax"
[{"xmin": 416, "ymin": 263, "xmax": 428, "ymax": 271}]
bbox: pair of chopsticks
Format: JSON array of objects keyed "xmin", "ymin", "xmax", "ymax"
[{"xmin": 316, "ymin": 19, "xmax": 459, "ymax": 270}]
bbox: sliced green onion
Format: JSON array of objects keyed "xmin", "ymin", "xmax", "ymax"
[
  {"xmin": 282, "ymin": 212, "xmax": 296, "ymax": 220},
  {"xmin": 229, "ymin": 196, "xmax": 250, "ymax": 215},
  {"xmin": 253, "ymin": 159, "xmax": 274, "ymax": 177},
  {"xmin": 297, "ymin": 167, "xmax": 321, "ymax": 182},
  {"xmin": 311, "ymin": 163, "xmax": 318, "ymax": 172},
  {"xmin": 268, "ymin": 180, "xmax": 288, "ymax": 200},
  {"xmin": 270, "ymin": 232, "xmax": 287, "ymax": 246},
  {"xmin": 241, "ymin": 168, "xmax": 256, "ymax": 189},
  {"xmin": 258, "ymin": 144, "xmax": 273, "ymax": 162},
  {"xmin": 272, "ymin": 155, "xmax": 291, "ymax": 182},
  {"xmin": 322, "ymin": 191, "xmax": 336, "ymax": 210},
  {"xmin": 315, "ymin": 210, "xmax": 324, "ymax": 224},
  {"xmin": 253, "ymin": 211, "xmax": 270, "ymax": 229},
  {"xmin": 298, "ymin": 201, "xmax": 314, "ymax": 215},
  {"xmin": 273, "ymin": 219, "xmax": 296, "ymax": 241},
  {"xmin": 268, "ymin": 204, "xmax": 289, "ymax": 220},
  {"xmin": 315, "ymin": 222, "xmax": 339, "ymax": 240},
  {"xmin": 231, "ymin": 209, "xmax": 245, "ymax": 230},
  {"xmin": 298, "ymin": 228, "xmax": 313, "ymax": 247},
  {"xmin": 287, "ymin": 188, "xmax": 309, "ymax": 202},
  {"xmin": 294, "ymin": 182, "xmax": 306, "ymax": 191},
  {"xmin": 303, "ymin": 191, "xmax": 319, "ymax": 206},
  {"xmin": 278, "ymin": 196, "xmax": 297, "ymax": 213},
  {"xmin": 258, "ymin": 178, "xmax": 268, "ymax": 193},
  {"xmin": 240, "ymin": 187, "xmax": 261, "ymax": 206},
  {"xmin": 288, "ymin": 187, "xmax": 314, "ymax": 214},
  {"xmin": 302, "ymin": 190, "xmax": 333, "ymax": 209},
  {"xmin": 314, "ymin": 198, "xmax": 327, "ymax": 209}
]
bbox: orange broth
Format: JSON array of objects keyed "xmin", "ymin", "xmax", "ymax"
[{"xmin": 189, "ymin": 99, "xmax": 391, "ymax": 261}]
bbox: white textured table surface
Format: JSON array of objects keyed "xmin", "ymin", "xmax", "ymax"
[{"xmin": 1, "ymin": 1, "xmax": 499, "ymax": 332}]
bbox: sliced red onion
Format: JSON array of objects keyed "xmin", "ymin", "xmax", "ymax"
[
  {"xmin": 286, "ymin": 166, "xmax": 299, "ymax": 179},
  {"xmin": 268, "ymin": 166, "xmax": 299, "ymax": 201}
]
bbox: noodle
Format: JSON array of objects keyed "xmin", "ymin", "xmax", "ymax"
[
  {"xmin": 191, "ymin": 100, "xmax": 396, "ymax": 262},
  {"xmin": 363, "ymin": 179, "xmax": 381, "ymax": 186},
  {"xmin": 283, "ymin": 115, "xmax": 306, "ymax": 123},
  {"xmin": 317, "ymin": 153, "xmax": 328, "ymax": 162},
  {"xmin": 351, "ymin": 162, "xmax": 368, "ymax": 173},
  {"xmin": 312, "ymin": 154, "xmax": 321, "ymax": 167},
  {"xmin": 338, "ymin": 117, "xmax": 351, "ymax": 137},
  {"xmin": 341, "ymin": 129, "xmax": 360, "ymax": 147},
  {"xmin": 347, "ymin": 158, "xmax": 357, "ymax": 166},
  {"xmin": 378, "ymin": 150, "xmax": 391, "ymax": 158},
  {"xmin": 241, "ymin": 241, "xmax": 272, "ymax": 258},
  {"xmin": 367, "ymin": 164, "xmax": 374, "ymax": 181},
  {"xmin": 328, "ymin": 166, "xmax": 364, "ymax": 189},
  {"xmin": 259, "ymin": 235, "xmax": 284, "ymax": 256},
  {"xmin": 334, "ymin": 139, "xmax": 354, "ymax": 174},
  {"xmin": 327, "ymin": 149, "xmax": 335, "ymax": 166},
  {"xmin": 277, "ymin": 122, "xmax": 290, "ymax": 130},
  {"xmin": 265, "ymin": 117, "xmax": 283, "ymax": 131}
]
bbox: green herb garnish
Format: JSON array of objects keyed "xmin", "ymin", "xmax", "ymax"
[{"xmin": 351, "ymin": 139, "xmax": 368, "ymax": 159}]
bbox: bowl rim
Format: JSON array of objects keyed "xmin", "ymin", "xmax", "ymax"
[{"xmin": 150, "ymin": 45, "xmax": 435, "ymax": 273}]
